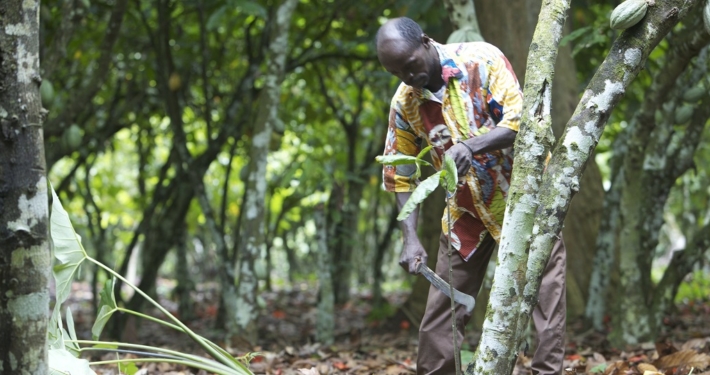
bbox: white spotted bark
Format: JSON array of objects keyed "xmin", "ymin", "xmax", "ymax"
[
  {"xmin": 468, "ymin": 0, "xmax": 702, "ymax": 373},
  {"xmin": 515, "ymin": 0, "xmax": 703, "ymax": 355},
  {"xmin": 467, "ymin": 1, "xmax": 570, "ymax": 374},
  {"xmin": 443, "ymin": 0, "xmax": 484, "ymax": 42},
  {"xmin": 230, "ymin": 0, "xmax": 299, "ymax": 343},
  {"xmin": 0, "ymin": 0, "xmax": 50, "ymax": 374}
]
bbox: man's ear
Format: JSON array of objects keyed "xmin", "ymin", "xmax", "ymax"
[{"xmin": 421, "ymin": 33, "xmax": 431, "ymax": 48}]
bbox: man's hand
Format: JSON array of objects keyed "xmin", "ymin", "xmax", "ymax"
[
  {"xmin": 444, "ymin": 128, "xmax": 518, "ymax": 176},
  {"xmin": 445, "ymin": 142, "xmax": 474, "ymax": 176},
  {"xmin": 399, "ymin": 239, "xmax": 428, "ymax": 274}
]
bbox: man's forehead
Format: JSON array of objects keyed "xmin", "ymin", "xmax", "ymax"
[{"xmin": 377, "ymin": 36, "xmax": 416, "ymax": 57}]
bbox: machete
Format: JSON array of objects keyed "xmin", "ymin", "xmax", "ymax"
[{"xmin": 416, "ymin": 262, "xmax": 476, "ymax": 314}]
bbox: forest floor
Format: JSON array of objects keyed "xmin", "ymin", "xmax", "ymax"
[{"xmin": 67, "ymin": 279, "xmax": 710, "ymax": 375}]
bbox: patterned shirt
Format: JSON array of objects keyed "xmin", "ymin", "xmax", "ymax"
[{"xmin": 381, "ymin": 41, "xmax": 523, "ymax": 261}]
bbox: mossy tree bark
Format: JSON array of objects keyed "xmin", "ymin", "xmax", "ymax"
[
  {"xmin": 0, "ymin": 0, "xmax": 50, "ymax": 373},
  {"xmin": 469, "ymin": 0, "xmax": 703, "ymax": 373},
  {"xmin": 232, "ymin": 0, "xmax": 299, "ymax": 344},
  {"xmin": 476, "ymin": 0, "xmax": 604, "ymax": 320},
  {"xmin": 467, "ymin": 1, "xmax": 570, "ymax": 373}
]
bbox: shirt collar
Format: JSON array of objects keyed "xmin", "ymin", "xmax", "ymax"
[{"xmin": 432, "ymin": 41, "xmax": 464, "ymax": 85}]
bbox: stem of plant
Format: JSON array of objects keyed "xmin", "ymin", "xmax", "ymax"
[
  {"xmin": 70, "ymin": 339, "xmax": 236, "ymax": 373},
  {"xmin": 89, "ymin": 358, "xmax": 233, "ymax": 375},
  {"xmin": 117, "ymin": 307, "xmax": 182, "ymax": 331},
  {"xmin": 446, "ymin": 192, "xmax": 462, "ymax": 375},
  {"xmin": 87, "ymin": 257, "xmax": 246, "ymax": 371}
]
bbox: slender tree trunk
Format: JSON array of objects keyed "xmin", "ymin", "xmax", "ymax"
[
  {"xmin": 314, "ymin": 205, "xmax": 334, "ymax": 345},
  {"xmin": 476, "ymin": 0, "xmax": 604, "ymax": 319},
  {"xmin": 468, "ymin": 1, "xmax": 570, "ymax": 373},
  {"xmin": 232, "ymin": 0, "xmax": 299, "ymax": 343},
  {"xmin": 470, "ymin": 0, "xmax": 700, "ymax": 372},
  {"xmin": 610, "ymin": 18, "xmax": 710, "ymax": 346},
  {"xmin": 0, "ymin": 1, "xmax": 50, "ymax": 373}
]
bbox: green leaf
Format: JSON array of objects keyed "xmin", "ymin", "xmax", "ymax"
[
  {"xmin": 206, "ymin": 5, "xmax": 227, "ymax": 31},
  {"xmin": 560, "ymin": 26, "xmax": 591, "ymax": 47},
  {"xmin": 442, "ymin": 154, "xmax": 458, "ymax": 193},
  {"xmin": 416, "ymin": 145, "xmax": 433, "ymax": 160},
  {"xmin": 64, "ymin": 307, "xmax": 80, "ymax": 356},
  {"xmin": 50, "ymin": 185, "xmax": 88, "ymax": 306},
  {"xmin": 49, "ymin": 348, "xmax": 96, "ymax": 375},
  {"xmin": 92, "ymin": 278, "xmax": 118, "ymax": 340},
  {"xmin": 590, "ymin": 363, "xmax": 607, "ymax": 373},
  {"xmin": 397, "ymin": 171, "xmax": 441, "ymax": 221},
  {"xmin": 376, "ymin": 154, "xmax": 431, "ymax": 166},
  {"xmin": 119, "ymin": 361, "xmax": 140, "ymax": 375},
  {"xmin": 48, "ymin": 306, "xmax": 63, "ymax": 350}
]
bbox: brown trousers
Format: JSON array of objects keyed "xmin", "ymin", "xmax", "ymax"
[{"xmin": 417, "ymin": 233, "xmax": 567, "ymax": 375}]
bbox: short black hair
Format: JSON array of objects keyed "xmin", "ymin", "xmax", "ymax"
[{"xmin": 375, "ymin": 17, "xmax": 424, "ymax": 52}]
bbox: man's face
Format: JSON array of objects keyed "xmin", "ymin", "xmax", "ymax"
[{"xmin": 378, "ymin": 38, "xmax": 433, "ymax": 89}]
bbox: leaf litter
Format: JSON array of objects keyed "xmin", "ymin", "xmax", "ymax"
[{"xmin": 62, "ymin": 280, "xmax": 709, "ymax": 374}]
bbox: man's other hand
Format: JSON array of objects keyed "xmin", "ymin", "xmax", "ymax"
[
  {"xmin": 445, "ymin": 142, "xmax": 474, "ymax": 176},
  {"xmin": 399, "ymin": 239, "xmax": 428, "ymax": 274}
]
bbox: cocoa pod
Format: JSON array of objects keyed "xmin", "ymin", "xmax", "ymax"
[{"xmin": 610, "ymin": 0, "xmax": 648, "ymax": 30}]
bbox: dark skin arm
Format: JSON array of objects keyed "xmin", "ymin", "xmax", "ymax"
[{"xmin": 396, "ymin": 127, "xmax": 517, "ymax": 274}]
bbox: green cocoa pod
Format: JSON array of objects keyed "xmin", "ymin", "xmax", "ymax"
[
  {"xmin": 704, "ymin": 0, "xmax": 710, "ymax": 36},
  {"xmin": 447, "ymin": 27, "xmax": 484, "ymax": 44},
  {"xmin": 610, "ymin": 0, "xmax": 648, "ymax": 30},
  {"xmin": 683, "ymin": 84, "xmax": 706, "ymax": 103},
  {"xmin": 64, "ymin": 124, "xmax": 83, "ymax": 149},
  {"xmin": 674, "ymin": 104, "xmax": 694, "ymax": 124},
  {"xmin": 40, "ymin": 80, "xmax": 55, "ymax": 108}
]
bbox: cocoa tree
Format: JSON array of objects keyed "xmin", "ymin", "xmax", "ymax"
[
  {"xmin": 0, "ymin": 0, "xmax": 50, "ymax": 374},
  {"xmin": 468, "ymin": 0, "xmax": 704, "ymax": 373}
]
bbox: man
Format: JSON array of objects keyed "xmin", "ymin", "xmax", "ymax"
[{"xmin": 376, "ymin": 17, "xmax": 567, "ymax": 375}]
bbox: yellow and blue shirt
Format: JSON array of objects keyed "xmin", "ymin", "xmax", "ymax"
[{"xmin": 381, "ymin": 41, "xmax": 523, "ymax": 260}]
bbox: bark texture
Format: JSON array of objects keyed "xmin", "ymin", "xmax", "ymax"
[
  {"xmin": 233, "ymin": 0, "xmax": 299, "ymax": 343},
  {"xmin": 517, "ymin": 0, "xmax": 703, "ymax": 351},
  {"xmin": 314, "ymin": 205, "xmax": 334, "ymax": 345},
  {"xmin": 476, "ymin": 0, "xmax": 603, "ymax": 319},
  {"xmin": 611, "ymin": 17, "xmax": 710, "ymax": 345},
  {"xmin": 468, "ymin": 1, "xmax": 571, "ymax": 373},
  {"xmin": 0, "ymin": 0, "xmax": 50, "ymax": 373}
]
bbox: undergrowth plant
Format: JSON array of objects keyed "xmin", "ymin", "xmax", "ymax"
[{"xmin": 47, "ymin": 185, "xmax": 255, "ymax": 375}]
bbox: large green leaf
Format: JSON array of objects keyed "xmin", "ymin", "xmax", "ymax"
[
  {"xmin": 49, "ymin": 348, "xmax": 96, "ymax": 375},
  {"xmin": 397, "ymin": 171, "xmax": 442, "ymax": 221},
  {"xmin": 375, "ymin": 154, "xmax": 431, "ymax": 166},
  {"xmin": 48, "ymin": 307, "xmax": 64, "ymax": 350},
  {"xmin": 92, "ymin": 278, "xmax": 118, "ymax": 340},
  {"xmin": 442, "ymin": 154, "xmax": 458, "ymax": 193},
  {"xmin": 64, "ymin": 307, "xmax": 80, "ymax": 356},
  {"xmin": 50, "ymin": 186, "xmax": 88, "ymax": 306}
]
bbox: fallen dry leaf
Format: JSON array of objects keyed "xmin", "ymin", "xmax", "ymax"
[
  {"xmin": 653, "ymin": 350, "xmax": 710, "ymax": 370},
  {"xmin": 298, "ymin": 367, "xmax": 319, "ymax": 375},
  {"xmin": 604, "ymin": 360, "xmax": 629, "ymax": 375},
  {"xmin": 638, "ymin": 363, "xmax": 659, "ymax": 372}
]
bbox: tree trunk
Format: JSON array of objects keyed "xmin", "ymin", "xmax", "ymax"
[
  {"xmin": 231, "ymin": 0, "xmax": 299, "ymax": 343},
  {"xmin": 468, "ymin": 1, "xmax": 571, "ymax": 373},
  {"xmin": 314, "ymin": 205, "xmax": 334, "ymax": 345},
  {"xmin": 611, "ymin": 26, "xmax": 710, "ymax": 345},
  {"xmin": 0, "ymin": 1, "xmax": 50, "ymax": 373},
  {"xmin": 476, "ymin": 0, "xmax": 604, "ymax": 319}
]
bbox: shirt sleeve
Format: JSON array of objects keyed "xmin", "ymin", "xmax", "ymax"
[
  {"xmin": 486, "ymin": 51, "xmax": 523, "ymax": 132},
  {"xmin": 382, "ymin": 96, "xmax": 422, "ymax": 193}
]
